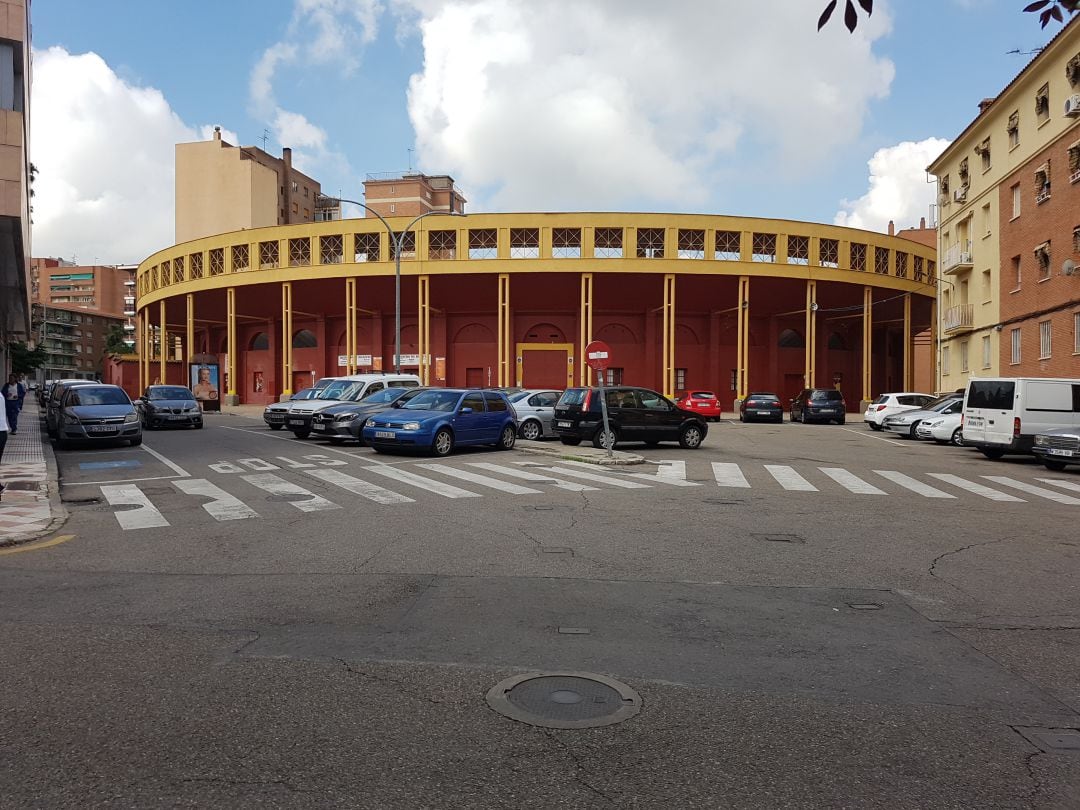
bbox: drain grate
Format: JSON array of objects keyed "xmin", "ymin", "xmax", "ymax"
[{"xmin": 486, "ymin": 672, "xmax": 641, "ymax": 729}]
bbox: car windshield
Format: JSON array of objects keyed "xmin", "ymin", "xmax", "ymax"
[
  {"xmin": 317, "ymin": 381, "xmax": 360, "ymax": 400},
  {"xmin": 67, "ymin": 388, "xmax": 130, "ymax": 406},
  {"xmin": 923, "ymin": 395, "xmax": 959, "ymax": 412},
  {"xmin": 509, "ymin": 391, "xmax": 533, "ymax": 403},
  {"xmin": 749, "ymin": 394, "xmax": 779, "ymax": 402},
  {"xmin": 149, "ymin": 387, "xmax": 193, "ymax": 400},
  {"xmin": 401, "ymin": 390, "xmax": 463, "ymax": 412},
  {"xmin": 558, "ymin": 389, "xmax": 588, "ymax": 406},
  {"xmin": 363, "ymin": 388, "xmax": 406, "ymax": 404}
]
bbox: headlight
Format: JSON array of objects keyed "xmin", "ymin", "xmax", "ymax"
[
  {"xmin": 401, "ymin": 422, "xmax": 421, "ymax": 431},
  {"xmin": 63, "ymin": 414, "xmax": 80, "ymax": 425},
  {"xmin": 1034, "ymin": 435, "xmax": 1047, "ymax": 446},
  {"xmin": 124, "ymin": 412, "xmax": 140, "ymax": 423},
  {"xmin": 334, "ymin": 413, "xmax": 358, "ymax": 422},
  {"xmin": 926, "ymin": 420, "xmax": 943, "ymax": 428}
]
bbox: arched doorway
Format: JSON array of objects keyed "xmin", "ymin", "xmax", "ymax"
[{"xmin": 450, "ymin": 322, "xmax": 496, "ymax": 387}]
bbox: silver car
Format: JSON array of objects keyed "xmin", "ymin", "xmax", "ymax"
[
  {"xmin": 507, "ymin": 389, "xmax": 562, "ymax": 441},
  {"xmin": 881, "ymin": 395, "xmax": 963, "ymax": 439}
]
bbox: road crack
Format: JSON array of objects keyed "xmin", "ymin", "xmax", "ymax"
[
  {"xmin": 542, "ymin": 729, "xmax": 617, "ymax": 806},
  {"xmin": 334, "ymin": 657, "xmax": 446, "ymax": 707}
]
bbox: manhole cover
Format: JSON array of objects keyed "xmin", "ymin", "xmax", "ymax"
[{"xmin": 486, "ymin": 672, "xmax": 641, "ymax": 729}]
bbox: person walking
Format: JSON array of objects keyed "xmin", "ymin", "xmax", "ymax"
[
  {"xmin": 2, "ymin": 374, "xmax": 26, "ymax": 435},
  {"xmin": 0, "ymin": 398, "xmax": 9, "ymax": 499}
]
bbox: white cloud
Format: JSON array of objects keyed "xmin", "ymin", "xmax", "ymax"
[
  {"xmin": 833, "ymin": 137, "xmax": 950, "ymax": 232},
  {"xmin": 29, "ymin": 47, "xmax": 223, "ymax": 264},
  {"xmin": 401, "ymin": 0, "xmax": 897, "ymax": 212}
]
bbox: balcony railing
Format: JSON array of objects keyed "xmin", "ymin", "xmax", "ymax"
[
  {"xmin": 943, "ymin": 303, "xmax": 975, "ymax": 333},
  {"xmin": 941, "ymin": 241, "xmax": 973, "ymax": 274}
]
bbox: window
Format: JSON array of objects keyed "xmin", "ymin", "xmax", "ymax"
[
  {"xmin": 675, "ymin": 369, "xmax": 687, "ymax": 390},
  {"xmin": 958, "ymin": 157, "xmax": 969, "ymax": 189},
  {"xmin": 605, "ymin": 367, "xmax": 624, "ymax": 386},
  {"xmin": 940, "ymin": 174, "xmax": 950, "ymax": 204},
  {"xmin": 1075, "ymin": 312, "xmax": 1080, "ymax": 354},
  {"xmin": 1071, "ymin": 141, "xmax": 1080, "ymax": 183},
  {"xmin": 874, "ymin": 246, "xmax": 889, "ymax": 274},
  {"xmin": 1011, "ymin": 183, "xmax": 1021, "ymax": 219},
  {"xmin": 389, "ymin": 203, "xmax": 396, "ymax": 214},
  {"xmin": 982, "ymin": 335, "xmax": 992, "ymax": 369},
  {"xmin": 552, "ymin": 228, "xmax": 581, "ymax": 258},
  {"xmin": 982, "ymin": 269, "xmax": 992, "ymax": 301},
  {"xmin": 258, "ymin": 241, "xmax": 277, "ymax": 270},
  {"xmin": 1069, "ymin": 53, "xmax": 1080, "ymax": 88},
  {"xmin": 288, "ymin": 237, "xmax": 311, "ymax": 267},
  {"xmin": 895, "ymin": 251, "xmax": 908, "ymax": 278},
  {"xmin": 960, "ymin": 340, "xmax": 969, "ymax": 373},
  {"xmin": 715, "ymin": 230, "xmax": 740, "ymax": 261},
  {"xmin": 292, "ymin": 329, "xmax": 318, "ymax": 349},
  {"xmin": 462, "ymin": 392, "xmax": 485, "ymax": 412},
  {"xmin": 510, "ymin": 228, "xmax": 540, "ymax": 259},
  {"xmin": 788, "ymin": 235, "xmax": 810, "ymax": 266},
  {"xmin": 976, "ymin": 138, "xmax": 991, "ymax": 172},
  {"xmin": 1012, "ymin": 255, "xmax": 1022, "ymax": 289},
  {"xmin": 752, "ymin": 233, "xmax": 776, "ymax": 263},
  {"xmin": 392, "ymin": 231, "xmax": 417, "ymax": 260},
  {"xmin": 594, "ymin": 227, "xmax": 623, "ymax": 259},
  {"xmin": 320, "ymin": 235, "xmax": 343, "ymax": 265},
  {"xmin": 483, "ymin": 392, "xmax": 508, "ymax": 411},
  {"xmin": 468, "ymin": 228, "xmax": 497, "ymax": 259},
  {"xmin": 428, "ymin": 229, "xmax": 456, "ymax": 260},
  {"xmin": 1075, "ymin": 225, "xmax": 1080, "ymax": 254},
  {"xmin": 1035, "ymin": 83, "xmax": 1050, "ymax": 124},
  {"xmin": 1035, "ymin": 242, "xmax": 1051, "ymax": 280},
  {"xmin": 913, "ymin": 255, "xmax": 925, "ymax": 282},
  {"xmin": 850, "ymin": 242, "xmax": 867, "ymax": 272},
  {"xmin": 291, "ymin": 181, "xmax": 299, "ymax": 193},
  {"xmin": 1007, "ymin": 110, "xmax": 1019, "ymax": 148},
  {"xmin": 981, "ymin": 203, "xmax": 991, "ymax": 237},
  {"xmin": 1011, "ymin": 328, "xmax": 1022, "ymax": 364},
  {"xmin": 354, "ymin": 232, "xmax": 380, "ymax": 263},
  {"xmin": 636, "ymin": 227, "xmax": 665, "ymax": 259},
  {"xmin": 1035, "ymin": 162, "xmax": 1050, "ymax": 203},
  {"xmin": 941, "ymin": 345, "xmax": 950, "ymax": 376},
  {"xmin": 292, "ymin": 202, "xmax": 299, "ymax": 214},
  {"xmin": 1040, "ymin": 320, "xmax": 1052, "ymax": 359},
  {"xmin": 677, "ymin": 229, "xmax": 705, "ymax": 260}
]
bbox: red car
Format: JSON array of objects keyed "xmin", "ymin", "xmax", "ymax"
[{"xmin": 675, "ymin": 390, "xmax": 722, "ymax": 420}]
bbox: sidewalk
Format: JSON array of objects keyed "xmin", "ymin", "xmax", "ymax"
[{"xmin": 0, "ymin": 400, "xmax": 67, "ymax": 546}]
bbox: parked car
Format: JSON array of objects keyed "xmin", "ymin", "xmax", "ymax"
[
  {"xmin": 285, "ymin": 374, "xmax": 423, "ymax": 438},
  {"xmin": 263, "ymin": 387, "xmax": 320, "ymax": 430},
  {"xmin": 362, "ymin": 388, "xmax": 517, "ymax": 456},
  {"xmin": 675, "ymin": 390, "xmax": 722, "ymax": 421},
  {"xmin": 739, "ymin": 392, "xmax": 783, "ymax": 423},
  {"xmin": 37, "ymin": 379, "xmax": 57, "ymax": 406},
  {"xmin": 553, "ymin": 386, "xmax": 707, "ymax": 449},
  {"xmin": 790, "ymin": 388, "xmax": 847, "ymax": 425},
  {"xmin": 311, "ymin": 386, "xmax": 429, "ymax": 444},
  {"xmin": 963, "ymin": 377, "xmax": 1080, "ymax": 459},
  {"xmin": 54, "ymin": 384, "xmax": 142, "ymax": 449},
  {"xmin": 45, "ymin": 380, "xmax": 100, "ymax": 438},
  {"xmin": 1032, "ymin": 427, "xmax": 1080, "ymax": 471},
  {"xmin": 136, "ymin": 385, "xmax": 203, "ymax": 430},
  {"xmin": 915, "ymin": 410, "xmax": 964, "ymax": 446},
  {"xmin": 881, "ymin": 394, "xmax": 963, "ymax": 439},
  {"xmin": 507, "ymin": 389, "xmax": 562, "ymax": 440},
  {"xmin": 863, "ymin": 392, "xmax": 934, "ymax": 430}
]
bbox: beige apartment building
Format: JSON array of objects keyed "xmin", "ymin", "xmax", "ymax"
[
  {"xmin": 0, "ymin": 0, "xmax": 31, "ymax": 376},
  {"xmin": 175, "ymin": 128, "xmax": 329, "ymax": 243},
  {"xmin": 928, "ymin": 16, "xmax": 1080, "ymax": 390}
]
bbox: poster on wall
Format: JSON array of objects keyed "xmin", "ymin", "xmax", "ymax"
[
  {"xmin": 190, "ymin": 363, "xmax": 221, "ymax": 411},
  {"xmin": 254, "ymin": 371, "xmax": 264, "ymax": 393}
]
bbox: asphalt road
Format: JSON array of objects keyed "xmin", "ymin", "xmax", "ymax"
[{"xmin": 1, "ymin": 410, "xmax": 1078, "ymax": 808}]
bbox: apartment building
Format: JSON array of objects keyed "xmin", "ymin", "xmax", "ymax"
[
  {"xmin": 362, "ymin": 172, "xmax": 467, "ymax": 219},
  {"xmin": 30, "ymin": 258, "xmax": 137, "ymax": 319},
  {"xmin": 175, "ymin": 127, "xmax": 326, "ymax": 243},
  {"xmin": 0, "ymin": 0, "xmax": 31, "ymax": 377},
  {"xmin": 928, "ymin": 16, "xmax": 1080, "ymax": 389},
  {"xmin": 31, "ymin": 303, "xmax": 128, "ymax": 382}
]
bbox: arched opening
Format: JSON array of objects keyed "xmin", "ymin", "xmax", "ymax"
[
  {"xmin": 596, "ymin": 323, "xmax": 638, "ymax": 343},
  {"xmin": 778, "ymin": 328, "xmax": 805, "ymax": 348},
  {"xmin": 451, "ymin": 322, "xmax": 496, "ymax": 387},
  {"xmin": 249, "ymin": 332, "xmax": 269, "ymax": 350},
  {"xmin": 523, "ymin": 322, "xmax": 566, "ymax": 343},
  {"xmin": 292, "ymin": 329, "xmax": 318, "ymax": 348}
]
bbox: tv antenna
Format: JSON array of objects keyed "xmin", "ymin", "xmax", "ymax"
[
  {"xmin": 260, "ymin": 128, "xmax": 271, "ymax": 150},
  {"xmin": 407, "ymin": 148, "xmax": 414, "ymax": 173},
  {"xmin": 1006, "ymin": 47, "xmax": 1044, "ymax": 56}
]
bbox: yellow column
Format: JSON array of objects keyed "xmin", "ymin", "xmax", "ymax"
[
  {"xmin": 281, "ymin": 282, "xmax": 293, "ymax": 396},
  {"xmin": 418, "ymin": 275, "xmax": 431, "ymax": 385},
  {"xmin": 903, "ymin": 293, "xmax": 912, "ymax": 391},
  {"xmin": 662, "ymin": 274, "xmax": 676, "ymax": 398},
  {"xmin": 862, "ymin": 286, "xmax": 873, "ymax": 403},
  {"xmin": 805, "ymin": 280, "xmax": 817, "ymax": 388},
  {"xmin": 186, "ymin": 293, "xmax": 194, "ymax": 367},
  {"xmin": 579, "ymin": 272, "xmax": 593, "ymax": 386},
  {"xmin": 345, "ymin": 278, "xmax": 357, "ymax": 375},
  {"xmin": 497, "ymin": 274, "xmax": 510, "ymax": 386},
  {"xmin": 158, "ymin": 300, "xmax": 166, "ymax": 384},
  {"xmin": 736, "ymin": 276, "xmax": 750, "ymax": 401},
  {"xmin": 137, "ymin": 314, "xmax": 145, "ymax": 391},
  {"xmin": 227, "ymin": 287, "xmax": 238, "ymax": 398}
]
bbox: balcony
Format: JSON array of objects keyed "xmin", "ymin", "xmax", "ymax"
[
  {"xmin": 44, "ymin": 331, "xmax": 77, "ymax": 342},
  {"xmin": 943, "ymin": 303, "xmax": 975, "ymax": 334},
  {"xmin": 941, "ymin": 241, "xmax": 973, "ymax": 275}
]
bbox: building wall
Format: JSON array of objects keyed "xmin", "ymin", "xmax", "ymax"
[
  {"xmin": 32, "ymin": 303, "xmax": 126, "ymax": 383},
  {"xmin": 31, "ymin": 258, "xmax": 136, "ymax": 318},
  {"xmin": 363, "ymin": 173, "xmax": 467, "ymax": 219}
]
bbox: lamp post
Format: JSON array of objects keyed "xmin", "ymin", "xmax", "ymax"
[{"xmin": 317, "ymin": 194, "xmax": 463, "ymax": 373}]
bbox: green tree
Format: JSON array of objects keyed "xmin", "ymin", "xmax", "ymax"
[
  {"xmin": 818, "ymin": 0, "xmax": 1078, "ymax": 32},
  {"xmin": 9, "ymin": 342, "xmax": 48, "ymax": 376},
  {"xmin": 104, "ymin": 323, "xmax": 132, "ymax": 355}
]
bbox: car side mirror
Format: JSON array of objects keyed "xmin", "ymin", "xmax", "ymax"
[{"xmin": 460, "ymin": 406, "xmax": 474, "ymax": 414}]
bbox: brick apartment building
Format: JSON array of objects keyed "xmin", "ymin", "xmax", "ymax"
[
  {"xmin": 30, "ymin": 258, "xmax": 136, "ymax": 318},
  {"xmin": 31, "ymin": 303, "xmax": 128, "ymax": 383}
]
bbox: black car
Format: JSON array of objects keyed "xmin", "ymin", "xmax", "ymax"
[
  {"xmin": 790, "ymin": 388, "xmax": 847, "ymax": 424},
  {"xmin": 310, "ymin": 386, "xmax": 429, "ymax": 444},
  {"xmin": 739, "ymin": 392, "xmax": 784, "ymax": 423},
  {"xmin": 137, "ymin": 385, "xmax": 203, "ymax": 429},
  {"xmin": 553, "ymin": 386, "xmax": 707, "ymax": 449}
]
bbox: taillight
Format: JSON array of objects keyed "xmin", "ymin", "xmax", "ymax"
[
  {"xmin": 582, "ymin": 390, "xmax": 592, "ymax": 411},
  {"xmin": 1013, "ymin": 417, "xmax": 1021, "ymax": 438},
  {"xmin": 875, "ymin": 405, "xmax": 887, "ymax": 411}
]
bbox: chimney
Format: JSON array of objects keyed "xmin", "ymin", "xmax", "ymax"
[
  {"xmin": 919, "ymin": 216, "xmax": 926, "ymax": 229},
  {"xmin": 977, "ymin": 97, "xmax": 995, "ymax": 114},
  {"xmin": 213, "ymin": 126, "xmax": 221, "ymax": 142},
  {"xmin": 282, "ymin": 147, "xmax": 292, "ymax": 169},
  {"xmin": 887, "ymin": 220, "xmax": 895, "ymax": 236}
]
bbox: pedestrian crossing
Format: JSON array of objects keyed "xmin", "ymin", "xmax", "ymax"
[{"xmin": 88, "ymin": 460, "xmax": 1080, "ymax": 530}]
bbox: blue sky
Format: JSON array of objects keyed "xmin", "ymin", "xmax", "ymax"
[{"xmin": 28, "ymin": 1, "xmax": 1075, "ymax": 265}]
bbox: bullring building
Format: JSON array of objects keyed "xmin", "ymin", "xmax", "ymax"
[{"xmin": 134, "ymin": 134, "xmax": 937, "ymax": 410}]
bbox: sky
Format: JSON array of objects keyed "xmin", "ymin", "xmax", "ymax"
[{"xmin": 28, "ymin": 0, "xmax": 1075, "ymax": 266}]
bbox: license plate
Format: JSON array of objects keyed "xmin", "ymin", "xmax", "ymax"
[
  {"xmin": 556, "ymin": 421, "xmax": 572, "ymax": 428},
  {"xmin": 86, "ymin": 424, "xmax": 116, "ymax": 433},
  {"xmin": 967, "ymin": 417, "xmax": 984, "ymax": 426},
  {"xmin": 1047, "ymin": 448, "xmax": 1075, "ymax": 457},
  {"xmin": 312, "ymin": 423, "xmax": 327, "ymax": 431},
  {"xmin": 168, "ymin": 414, "xmax": 188, "ymax": 420},
  {"xmin": 375, "ymin": 430, "xmax": 395, "ymax": 439},
  {"xmin": 268, "ymin": 415, "xmax": 283, "ymax": 422},
  {"xmin": 287, "ymin": 419, "xmax": 305, "ymax": 426}
]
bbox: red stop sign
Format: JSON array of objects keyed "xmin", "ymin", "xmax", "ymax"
[{"xmin": 584, "ymin": 340, "xmax": 612, "ymax": 371}]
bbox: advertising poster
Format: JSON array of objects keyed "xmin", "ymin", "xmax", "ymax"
[{"xmin": 190, "ymin": 363, "xmax": 220, "ymax": 410}]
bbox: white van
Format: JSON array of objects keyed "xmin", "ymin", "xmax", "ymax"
[
  {"xmin": 285, "ymin": 374, "xmax": 423, "ymax": 437},
  {"xmin": 962, "ymin": 377, "xmax": 1080, "ymax": 459}
]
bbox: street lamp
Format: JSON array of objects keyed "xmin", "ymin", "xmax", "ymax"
[{"xmin": 317, "ymin": 194, "xmax": 464, "ymax": 373}]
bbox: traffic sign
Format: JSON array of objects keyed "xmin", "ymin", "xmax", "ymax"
[{"xmin": 584, "ymin": 340, "xmax": 612, "ymax": 371}]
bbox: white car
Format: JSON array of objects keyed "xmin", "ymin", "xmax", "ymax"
[
  {"xmin": 915, "ymin": 411, "xmax": 964, "ymax": 446},
  {"xmin": 864, "ymin": 392, "xmax": 934, "ymax": 430}
]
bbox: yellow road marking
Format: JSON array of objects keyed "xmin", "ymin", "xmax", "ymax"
[{"xmin": 0, "ymin": 534, "xmax": 76, "ymax": 555}]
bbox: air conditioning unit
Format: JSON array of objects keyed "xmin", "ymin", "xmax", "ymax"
[
  {"xmin": 953, "ymin": 187, "xmax": 967, "ymax": 203},
  {"xmin": 1065, "ymin": 94, "xmax": 1080, "ymax": 117}
]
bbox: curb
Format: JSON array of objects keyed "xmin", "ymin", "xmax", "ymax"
[
  {"xmin": 0, "ymin": 415, "xmax": 69, "ymax": 549},
  {"xmin": 516, "ymin": 440, "xmax": 645, "ymax": 466}
]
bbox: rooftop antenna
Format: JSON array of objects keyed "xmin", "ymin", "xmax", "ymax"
[
  {"xmin": 1006, "ymin": 47, "xmax": 1044, "ymax": 56},
  {"xmin": 407, "ymin": 148, "xmax": 414, "ymax": 173},
  {"xmin": 260, "ymin": 128, "xmax": 271, "ymax": 150}
]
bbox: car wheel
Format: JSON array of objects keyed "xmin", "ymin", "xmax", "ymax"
[
  {"xmin": 292, "ymin": 430, "xmax": 310, "ymax": 440},
  {"xmin": 869, "ymin": 423, "xmax": 882, "ymax": 431},
  {"xmin": 432, "ymin": 428, "xmax": 454, "ymax": 457},
  {"xmin": 679, "ymin": 423, "xmax": 704, "ymax": 449},
  {"xmin": 269, "ymin": 424, "xmax": 283, "ymax": 431},
  {"xmin": 1042, "ymin": 460, "xmax": 1068, "ymax": 472},
  {"xmin": 980, "ymin": 448, "xmax": 1005, "ymax": 460},
  {"xmin": 909, "ymin": 423, "xmax": 920, "ymax": 439},
  {"xmin": 129, "ymin": 436, "xmax": 142, "ymax": 447},
  {"xmin": 519, "ymin": 420, "xmax": 542, "ymax": 441},
  {"xmin": 950, "ymin": 428, "xmax": 964, "ymax": 447},
  {"xmin": 496, "ymin": 425, "xmax": 516, "ymax": 450},
  {"xmin": 592, "ymin": 426, "xmax": 618, "ymax": 450},
  {"xmin": 739, "ymin": 413, "xmax": 745, "ymax": 422},
  {"xmin": 560, "ymin": 437, "xmax": 582, "ymax": 446}
]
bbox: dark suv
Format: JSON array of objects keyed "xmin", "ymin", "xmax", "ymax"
[
  {"xmin": 553, "ymin": 386, "xmax": 707, "ymax": 449},
  {"xmin": 790, "ymin": 388, "xmax": 847, "ymax": 425}
]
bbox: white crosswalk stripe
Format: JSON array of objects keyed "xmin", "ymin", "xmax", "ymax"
[
  {"xmin": 712, "ymin": 462, "xmax": 750, "ymax": 488},
  {"xmin": 527, "ymin": 464, "xmax": 652, "ymax": 489},
  {"xmin": 818, "ymin": 467, "xmax": 886, "ymax": 495},
  {"xmin": 548, "ymin": 458, "xmax": 701, "ymax": 486},
  {"xmin": 174, "ymin": 478, "xmax": 259, "ymax": 520},
  {"xmin": 926, "ymin": 473, "xmax": 1025, "ymax": 502},
  {"xmin": 467, "ymin": 463, "xmax": 598, "ymax": 492},
  {"xmin": 765, "ymin": 465, "xmax": 818, "ymax": 492},
  {"xmin": 982, "ymin": 476, "xmax": 1080, "ymax": 506},
  {"xmin": 874, "ymin": 471, "xmax": 956, "ymax": 499},
  {"xmin": 241, "ymin": 473, "xmax": 341, "ymax": 512},
  {"xmin": 101, "ymin": 484, "xmax": 170, "ymax": 529},
  {"xmin": 305, "ymin": 468, "xmax": 415, "ymax": 504},
  {"xmin": 365, "ymin": 465, "xmax": 481, "ymax": 499},
  {"xmin": 415, "ymin": 463, "xmax": 542, "ymax": 495},
  {"xmin": 1037, "ymin": 478, "xmax": 1080, "ymax": 494}
]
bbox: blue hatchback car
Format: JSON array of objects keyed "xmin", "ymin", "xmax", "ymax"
[{"xmin": 362, "ymin": 388, "xmax": 518, "ymax": 456}]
